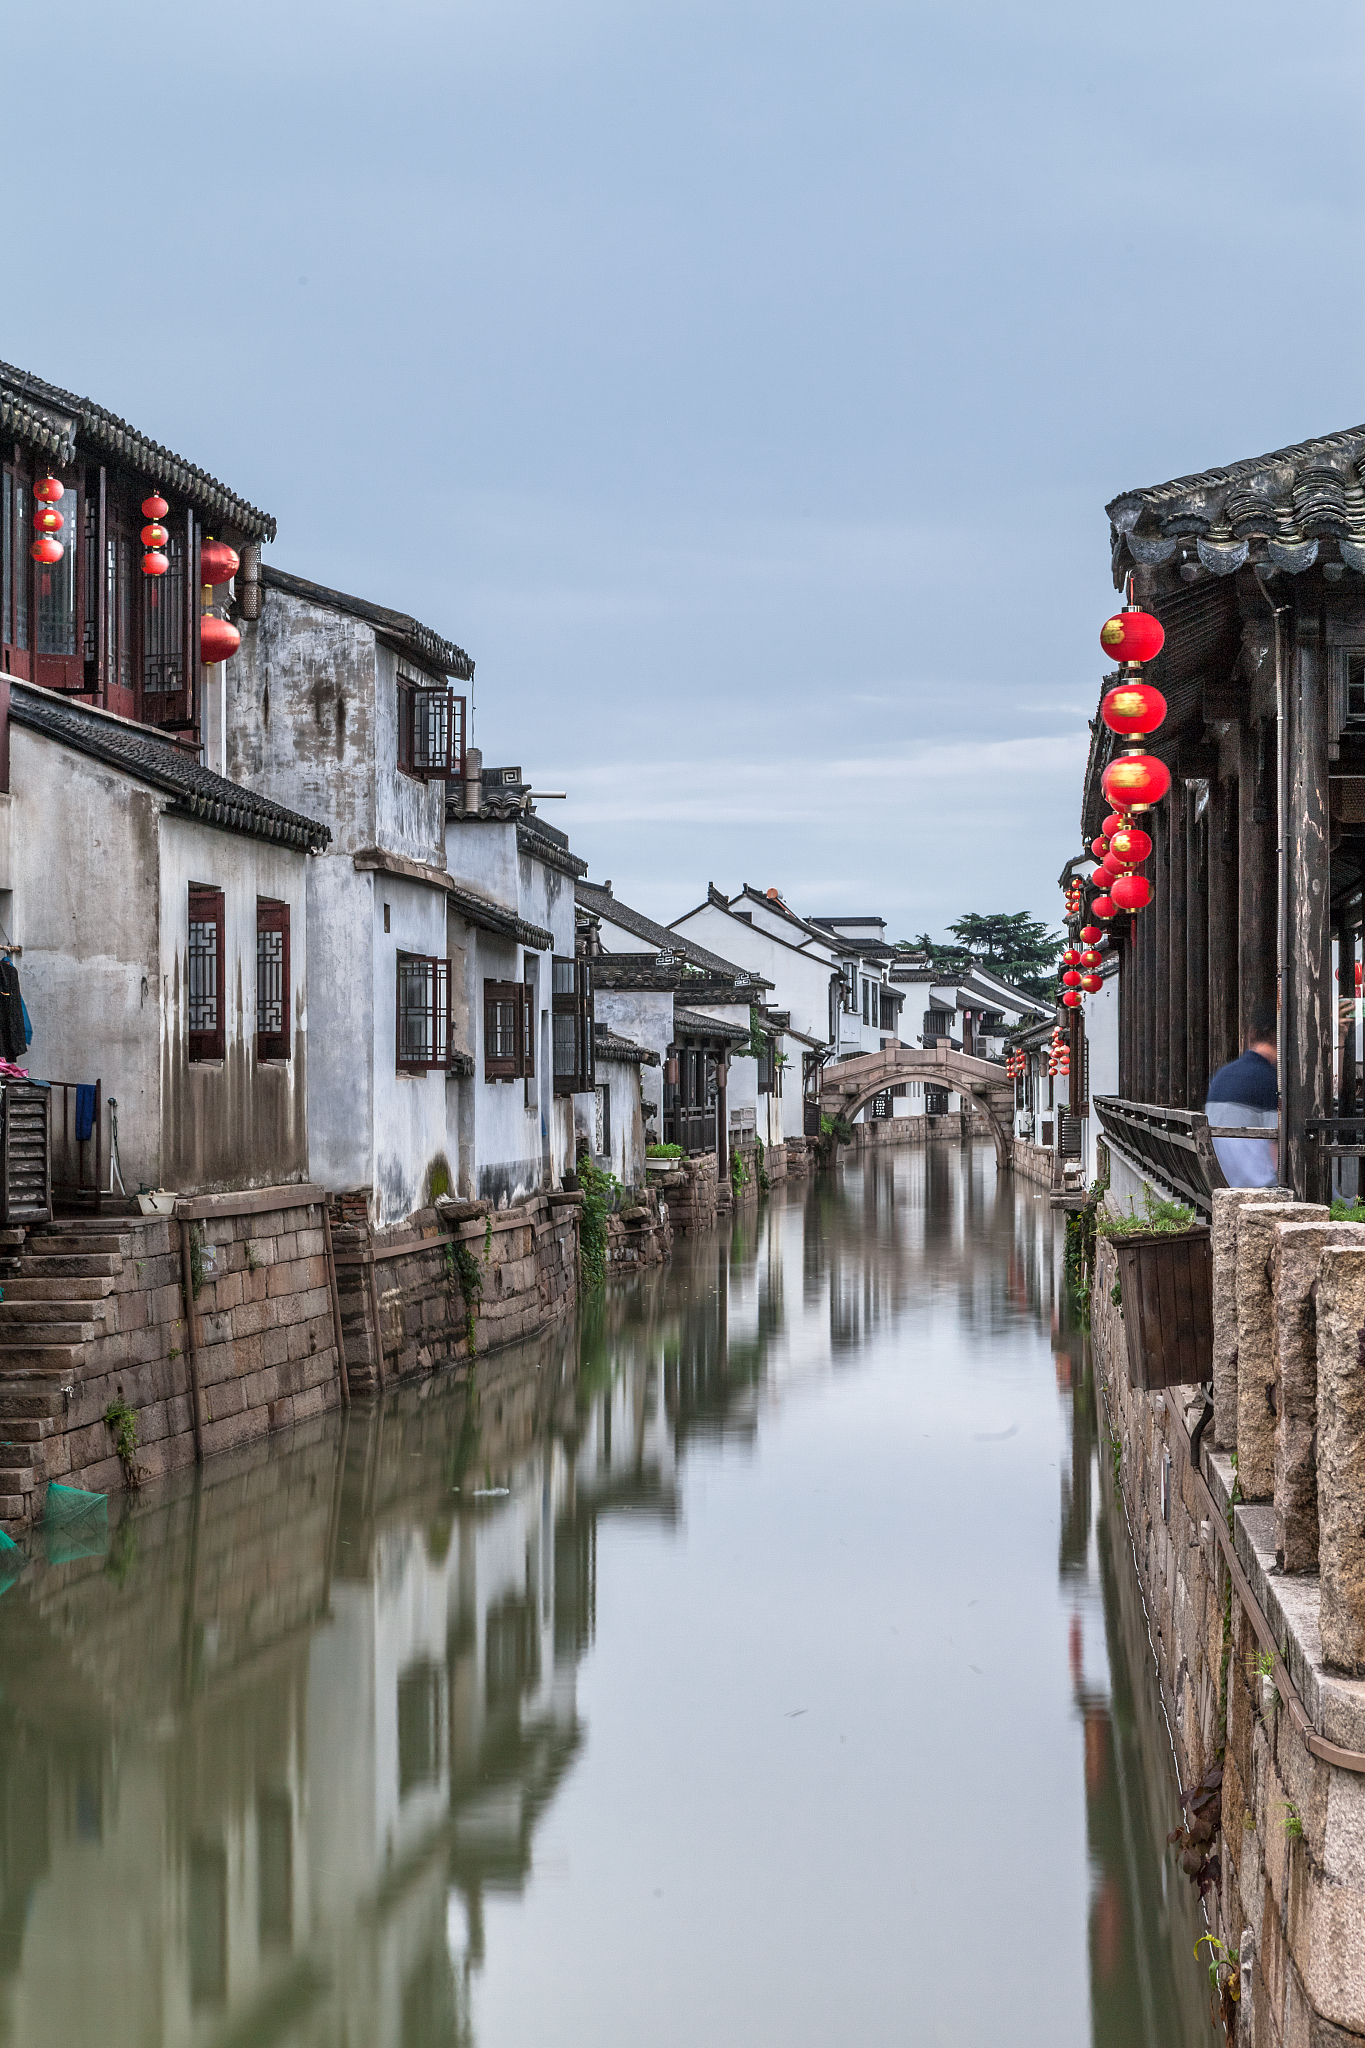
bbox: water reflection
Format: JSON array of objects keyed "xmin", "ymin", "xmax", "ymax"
[{"xmin": 0, "ymin": 1147, "xmax": 1212, "ymax": 2047}]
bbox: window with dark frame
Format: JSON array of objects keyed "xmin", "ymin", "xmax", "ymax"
[
  {"xmin": 551, "ymin": 954, "xmax": 594, "ymax": 1095},
  {"xmin": 397, "ymin": 954, "xmax": 450, "ymax": 1072},
  {"xmin": 188, "ymin": 886, "xmax": 226, "ymax": 1062},
  {"xmin": 483, "ymin": 979, "xmax": 523, "ymax": 1080},
  {"xmin": 397, "ymin": 677, "xmax": 465, "ymax": 782},
  {"xmin": 256, "ymin": 900, "xmax": 290, "ymax": 1061},
  {"xmin": 522, "ymin": 975, "xmax": 535, "ymax": 1080}
]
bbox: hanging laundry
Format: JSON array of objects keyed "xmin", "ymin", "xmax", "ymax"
[
  {"xmin": 75, "ymin": 1084, "xmax": 96, "ymax": 1142},
  {"xmin": 0, "ymin": 959, "xmax": 26, "ymax": 1065}
]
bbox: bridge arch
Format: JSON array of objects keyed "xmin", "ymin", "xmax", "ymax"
[{"xmin": 818, "ymin": 1047, "xmax": 1015, "ymax": 1172}]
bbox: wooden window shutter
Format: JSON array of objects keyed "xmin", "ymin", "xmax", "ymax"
[
  {"xmin": 552, "ymin": 956, "xmax": 579, "ymax": 1095},
  {"xmin": 256, "ymin": 899, "xmax": 290, "ymax": 1061},
  {"xmin": 484, "ymin": 979, "xmax": 521, "ymax": 1080},
  {"xmin": 522, "ymin": 975, "xmax": 536, "ymax": 1080}
]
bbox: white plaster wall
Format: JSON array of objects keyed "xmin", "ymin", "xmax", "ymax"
[
  {"xmin": 671, "ymin": 902, "xmax": 835, "ymax": 1042},
  {"xmin": 446, "ymin": 815, "xmax": 524, "ymax": 915},
  {"xmin": 462, "ymin": 925, "xmax": 545, "ymax": 1207},
  {"xmin": 1085, "ymin": 962, "xmax": 1121, "ymax": 1187},
  {"xmin": 373, "ymin": 644, "xmax": 447, "ymax": 866},
  {"xmin": 593, "ymin": 987, "xmax": 674, "ymax": 1139},
  {"xmin": 230, "ymin": 589, "xmax": 378, "ymax": 853},
  {"xmin": 594, "ymin": 1054, "xmax": 645, "ymax": 1185},
  {"xmin": 371, "ymin": 874, "xmax": 451, "ymax": 1222},
  {"xmin": 308, "ymin": 855, "xmax": 377, "ymax": 1194},
  {"xmin": 10, "ymin": 727, "xmax": 163, "ymax": 1192}
]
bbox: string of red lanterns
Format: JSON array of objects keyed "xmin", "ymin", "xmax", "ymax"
[
  {"xmin": 199, "ymin": 537, "xmax": 242, "ymax": 665},
  {"xmin": 30, "ymin": 477, "xmax": 64, "ymax": 597},
  {"xmin": 142, "ymin": 492, "xmax": 170, "ymax": 609}
]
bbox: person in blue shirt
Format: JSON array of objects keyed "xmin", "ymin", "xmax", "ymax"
[{"xmin": 1206, "ymin": 1000, "xmax": 1279, "ymax": 1188}]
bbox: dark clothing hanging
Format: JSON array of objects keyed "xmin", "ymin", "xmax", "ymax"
[{"xmin": 0, "ymin": 960, "xmax": 25, "ymax": 1065}]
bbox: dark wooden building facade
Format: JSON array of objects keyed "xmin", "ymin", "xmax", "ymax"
[{"xmin": 1085, "ymin": 425, "xmax": 1365, "ymax": 1201}]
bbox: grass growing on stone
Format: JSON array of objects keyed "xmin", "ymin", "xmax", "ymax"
[
  {"xmin": 1095, "ymin": 1187, "xmax": 1198, "ymax": 1239},
  {"xmin": 1330, "ymin": 1197, "xmax": 1365, "ymax": 1222}
]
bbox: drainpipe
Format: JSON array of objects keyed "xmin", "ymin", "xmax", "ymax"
[{"xmin": 463, "ymin": 744, "xmax": 482, "ymax": 817}]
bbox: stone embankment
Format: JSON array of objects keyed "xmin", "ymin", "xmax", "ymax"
[{"xmin": 1090, "ymin": 1187, "xmax": 1365, "ymax": 2044}]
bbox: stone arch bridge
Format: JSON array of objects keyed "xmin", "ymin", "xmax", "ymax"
[{"xmin": 818, "ymin": 1046, "xmax": 1015, "ymax": 1169}]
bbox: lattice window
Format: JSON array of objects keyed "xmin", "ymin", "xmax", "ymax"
[
  {"xmin": 398, "ymin": 955, "xmax": 451, "ymax": 1072},
  {"xmin": 484, "ymin": 979, "xmax": 522, "ymax": 1080},
  {"xmin": 256, "ymin": 900, "xmax": 290, "ymax": 1061},
  {"xmin": 188, "ymin": 885, "xmax": 225, "ymax": 1062},
  {"xmin": 398, "ymin": 679, "xmax": 465, "ymax": 781},
  {"xmin": 551, "ymin": 954, "xmax": 593, "ymax": 1095}
]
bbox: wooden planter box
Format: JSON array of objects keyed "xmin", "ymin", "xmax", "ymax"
[{"xmin": 1111, "ymin": 1224, "xmax": 1213, "ymax": 1391}]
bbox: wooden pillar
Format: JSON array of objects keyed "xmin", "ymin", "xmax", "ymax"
[
  {"xmin": 1168, "ymin": 777, "xmax": 1188, "ymax": 1107},
  {"xmin": 1208, "ymin": 774, "xmax": 1238, "ymax": 1074},
  {"xmin": 1187, "ymin": 786, "xmax": 1210, "ymax": 1107},
  {"xmin": 1284, "ymin": 605, "xmax": 1331, "ymax": 1203},
  {"xmin": 1138, "ymin": 891, "xmax": 1154, "ymax": 1101},
  {"xmin": 1238, "ymin": 720, "xmax": 1277, "ymax": 1050},
  {"xmin": 1118, "ymin": 927, "xmax": 1132, "ymax": 1098},
  {"xmin": 1341, "ymin": 912, "xmax": 1358, "ymax": 1119},
  {"xmin": 1154, "ymin": 803, "xmax": 1172, "ymax": 1104}
]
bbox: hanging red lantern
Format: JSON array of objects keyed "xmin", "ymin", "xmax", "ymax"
[
  {"xmin": 30, "ymin": 532, "xmax": 63, "ymax": 566},
  {"xmin": 141, "ymin": 520, "xmax": 169, "ymax": 550},
  {"xmin": 1094, "ymin": 857, "xmax": 1120, "ymax": 884},
  {"xmin": 1062, "ymin": 991, "xmax": 1082, "ymax": 1009},
  {"xmin": 1111, "ymin": 873, "xmax": 1152, "ymax": 912},
  {"xmin": 1102, "ymin": 811, "xmax": 1126, "ymax": 837},
  {"xmin": 1100, "ymin": 680, "xmax": 1168, "ymax": 736},
  {"xmin": 1062, "ymin": 970, "xmax": 1081, "ymax": 989},
  {"xmin": 1079, "ymin": 974, "xmax": 1102, "ymax": 994},
  {"xmin": 1101, "ymin": 753, "xmax": 1171, "ymax": 812},
  {"xmin": 1091, "ymin": 835, "xmax": 1109, "ymax": 859},
  {"xmin": 142, "ymin": 550, "xmax": 169, "ymax": 578},
  {"xmin": 34, "ymin": 505, "xmax": 63, "ymax": 536},
  {"xmin": 1109, "ymin": 826, "xmax": 1153, "ymax": 865},
  {"xmin": 1079, "ymin": 924, "xmax": 1102, "ymax": 944},
  {"xmin": 1061, "ymin": 947, "xmax": 1080, "ymax": 966},
  {"xmin": 142, "ymin": 492, "xmax": 169, "ymax": 520},
  {"xmin": 1100, "ymin": 607, "xmax": 1165, "ymax": 664},
  {"xmin": 1091, "ymin": 894, "xmax": 1116, "ymax": 921},
  {"xmin": 34, "ymin": 476, "xmax": 63, "ymax": 504},
  {"xmin": 1079, "ymin": 948, "xmax": 1101, "ymax": 969},
  {"xmin": 199, "ymin": 539, "xmax": 240, "ymax": 587},
  {"xmin": 199, "ymin": 615, "xmax": 241, "ymax": 664}
]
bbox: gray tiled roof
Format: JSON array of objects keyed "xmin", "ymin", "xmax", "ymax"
[
  {"xmin": 11, "ymin": 682, "xmax": 330, "ymax": 852},
  {"xmin": 577, "ymin": 882, "xmax": 757, "ymax": 981},
  {"xmin": 594, "ymin": 1025, "xmax": 660, "ymax": 1066},
  {"xmin": 262, "ymin": 566, "xmax": 473, "ymax": 682},
  {"xmin": 591, "ymin": 959, "xmax": 761, "ymax": 999},
  {"xmin": 673, "ymin": 1006, "xmax": 751, "ymax": 1044},
  {"xmin": 0, "ymin": 360, "xmax": 277, "ymax": 542},
  {"xmin": 1108, "ymin": 420, "xmax": 1365, "ymax": 582}
]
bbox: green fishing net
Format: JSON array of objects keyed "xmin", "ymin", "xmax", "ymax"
[{"xmin": 40, "ymin": 1484, "xmax": 108, "ymax": 1565}]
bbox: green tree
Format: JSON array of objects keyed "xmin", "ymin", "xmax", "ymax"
[{"xmin": 908, "ymin": 912, "xmax": 1062, "ymax": 1003}]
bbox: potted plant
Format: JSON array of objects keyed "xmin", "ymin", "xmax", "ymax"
[{"xmin": 1097, "ymin": 1188, "xmax": 1212, "ymax": 1391}]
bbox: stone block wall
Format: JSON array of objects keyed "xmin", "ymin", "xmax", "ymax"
[
  {"xmin": 606, "ymin": 1185, "xmax": 672, "ymax": 1271},
  {"xmin": 1091, "ymin": 1204, "xmax": 1365, "ymax": 2044}
]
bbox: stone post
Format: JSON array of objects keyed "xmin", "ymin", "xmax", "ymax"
[
  {"xmin": 1235, "ymin": 1201, "xmax": 1326, "ymax": 1497},
  {"xmin": 1270, "ymin": 1220, "xmax": 1365, "ymax": 1571},
  {"xmin": 1313, "ymin": 1246, "xmax": 1365, "ymax": 1672},
  {"xmin": 1212, "ymin": 1186, "xmax": 1291, "ymax": 1451}
]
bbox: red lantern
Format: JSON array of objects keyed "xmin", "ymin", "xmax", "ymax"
[
  {"xmin": 1079, "ymin": 974, "xmax": 1102, "ymax": 994},
  {"xmin": 33, "ymin": 506, "xmax": 63, "ymax": 535},
  {"xmin": 1100, "ymin": 607, "xmax": 1165, "ymax": 665},
  {"xmin": 1102, "ymin": 811, "xmax": 1126, "ymax": 837},
  {"xmin": 1079, "ymin": 948, "xmax": 1101, "ymax": 969},
  {"xmin": 1090, "ymin": 835, "xmax": 1109, "ymax": 859},
  {"xmin": 1111, "ymin": 873, "xmax": 1152, "ymax": 912},
  {"xmin": 1094, "ymin": 858, "xmax": 1120, "ymax": 883},
  {"xmin": 141, "ymin": 521, "xmax": 168, "ymax": 550},
  {"xmin": 199, "ymin": 539, "xmax": 240, "ymax": 587},
  {"xmin": 34, "ymin": 477, "xmax": 63, "ymax": 504},
  {"xmin": 1080, "ymin": 924, "xmax": 1101, "ymax": 944},
  {"xmin": 199, "ymin": 615, "xmax": 241, "ymax": 664},
  {"xmin": 30, "ymin": 532, "xmax": 63, "ymax": 566},
  {"xmin": 142, "ymin": 493, "xmax": 169, "ymax": 520},
  {"xmin": 142, "ymin": 550, "xmax": 169, "ymax": 578},
  {"xmin": 1061, "ymin": 947, "xmax": 1080, "ymax": 966},
  {"xmin": 1062, "ymin": 991, "xmax": 1082, "ymax": 1009},
  {"xmin": 1062, "ymin": 970, "xmax": 1081, "ymax": 989},
  {"xmin": 1101, "ymin": 753, "xmax": 1171, "ymax": 813},
  {"xmin": 1091, "ymin": 894, "xmax": 1116, "ymax": 921},
  {"xmin": 1100, "ymin": 680, "xmax": 1168, "ymax": 736},
  {"xmin": 1109, "ymin": 826, "xmax": 1153, "ymax": 865}
]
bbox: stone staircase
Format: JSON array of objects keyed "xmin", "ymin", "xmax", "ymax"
[{"xmin": 0, "ymin": 1218, "xmax": 131, "ymax": 1519}]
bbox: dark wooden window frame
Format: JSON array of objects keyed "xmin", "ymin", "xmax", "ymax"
[
  {"xmin": 256, "ymin": 899, "xmax": 291, "ymax": 1062},
  {"xmin": 397, "ymin": 953, "xmax": 451, "ymax": 1072},
  {"xmin": 484, "ymin": 978, "xmax": 524, "ymax": 1081},
  {"xmin": 397, "ymin": 676, "xmax": 465, "ymax": 783},
  {"xmin": 188, "ymin": 885, "xmax": 226, "ymax": 1063},
  {"xmin": 551, "ymin": 954, "xmax": 594, "ymax": 1095}
]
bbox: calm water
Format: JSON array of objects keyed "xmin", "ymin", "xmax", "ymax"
[{"xmin": 0, "ymin": 1146, "xmax": 1216, "ymax": 2047}]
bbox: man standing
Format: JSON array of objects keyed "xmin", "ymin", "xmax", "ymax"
[{"xmin": 1206, "ymin": 1001, "xmax": 1278, "ymax": 1188}]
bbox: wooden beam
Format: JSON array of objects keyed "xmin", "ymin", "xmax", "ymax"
[
  {"xmin": 1239, "ymin": 721, "xmax": 1277, "ymax": 1050},
  {"xmin": 1207, "ymin": 774, "xmax": 1238, "ymax": 1075},
  {"xmin": 1187, "ymin": 786, "xmax": 1210, "ymax": 1108},
  {"xmin": 1168, "ymin": 779, "xmax": 1189, "ymax": 1107},
  {"xmin": 1154, "ymin": 803, "xmax": 1172, "ymax": 1104},
  {"xmin": 1285, "ymin": 606, "xmax": 1332, "ymax": 1202},
  {"xmin": 1339, "ymin": 913, "xmax": 1357, "ymax": 1122}
]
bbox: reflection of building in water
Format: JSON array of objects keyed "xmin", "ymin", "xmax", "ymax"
[{"xmin": 0, "ymin": 1318, "xmax": 681, "ymax": 2048}]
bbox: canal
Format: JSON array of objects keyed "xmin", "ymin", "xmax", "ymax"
[{"xmin": 0, "ymin": 1146, "xmax": 1216, "ymax": 2046}]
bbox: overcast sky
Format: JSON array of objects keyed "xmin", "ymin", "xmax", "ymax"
[{"xmin": 6, "ymin": 0, "xmax": 1363, "ymax": 940}]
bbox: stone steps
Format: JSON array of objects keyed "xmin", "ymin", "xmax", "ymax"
[
  {"xmin": 20, "ymin": 1253, "xmax": 122, "ymax": 1279},
  {"xmin": 0, "ymin": 1298, "xmax": 109, "ymax": 1328},
  {"xmin": 0, "ymin": 1276, "xmax": 115, "ymax": 1302},
  {"xmin": 0, "ymin": 1343, "xmax": 84, "ymax": 1375}
]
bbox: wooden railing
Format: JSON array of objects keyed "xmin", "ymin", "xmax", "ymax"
[{"xmin": 1092, "ymin": 1098, "xmax": 1231, "ymax": 1218}]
